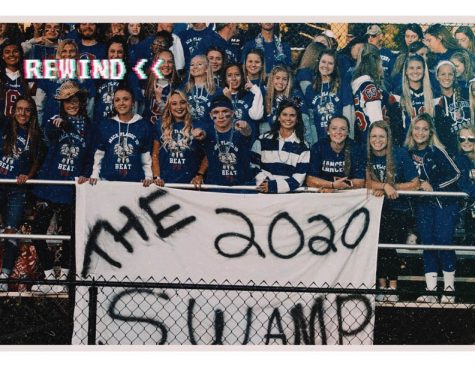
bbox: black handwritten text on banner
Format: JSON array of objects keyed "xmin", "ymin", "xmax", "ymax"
[{"xmin": 73, "ymin": 184, "xmax": 383, "ymax": 345}]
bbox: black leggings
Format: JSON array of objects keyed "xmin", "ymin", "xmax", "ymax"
[
  {"xmin": 32, "ymin": 199, "xmax": 74, "ymax": 271},
  {"xmin": 377, "ymin": 206, "xmax": 414, "ymax": 281}
]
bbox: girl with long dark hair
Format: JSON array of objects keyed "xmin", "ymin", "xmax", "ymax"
[
  {"xmin": 251, "ymin": 99, "xmax": 310, "ymax": 193},
  {"xmin": 0, "ymin": 97, "xmax": 42, "ymax": 291},
  {"xmin": 0, "ymin": 41, "xmax": 30, "ymax": 120}
]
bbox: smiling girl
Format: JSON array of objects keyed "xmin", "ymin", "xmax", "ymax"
[
  {"xmin": 222, "ymin": 62, "xmax": 264, "ymax": 142},
  {"xmin": 251, "ymin": 99, "xmax": 310, "ymax": 193},
  {"xmin": 0, "ymin": 41, "xmax": 30, "ymax": 121},
  {"xmin": 405, "ymin": 113, "xmax": 461, "ymax": 303},
  {"xmin": 0, "ymin": 97, "xmax": 41, "ymax": 291},
  {"xmin": 298, "ymin": 49, "xmax": 352, "ymax": 146},
  {"xmin": 243, "ymin": 48, "xmax": 266, "ymax": 90},
  {"xmin": 388, "ymin": 54, "xmax": 434, "ymax": 146},
  {"xmin": 306, "ymin": 115, "xmax": 366, "ymax": 193},
  {"xmin": 143, "ymin": 49, "xmax": 181, "ymax": 124},
  {"xmin": 434, "ymin": 61, "xmax": 471, "ymax": 156},
  {"xmin": 184, "ymin": 54, "xmax": 221, "ymax": 124},
  {"xmin": 88, "ymin": 86, "xmax": 153, "ymax": 186},
  {"xmin": 206, "ymin": 46, "xmax": 226, "ymax": 88},
  {"xmin": 367, "ymin": 120, "xmax": 420, "ymax": 301},
  {"xmin": 151, "ymin": 90, "xmax": 205, "ymax": 185}
]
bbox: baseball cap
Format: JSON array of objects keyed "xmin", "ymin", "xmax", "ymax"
[
  {"xmin": 210, "ymin": 95, "xmax": 233, "ymax": 111},
  {"xmin": 366, "ymin": 25, "xmax": 382, "ymax": 36}
]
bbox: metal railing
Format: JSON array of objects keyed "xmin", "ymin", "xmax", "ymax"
[
  {"xmin": 0, "ymin": 179, "xmax": 471, "ymax": 250},
  {"xmin": 0, "ymin": 179, "xmax": 473, "ymax": 345}
]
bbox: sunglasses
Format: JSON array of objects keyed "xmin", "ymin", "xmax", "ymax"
[{"xmin": 458, "ymin": 136, "xmax": 475, "ymax": 143}]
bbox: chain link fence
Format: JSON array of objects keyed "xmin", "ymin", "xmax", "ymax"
[
  {"xmin": 0, "ymin": 276, "xmax": 474, "ymax": 345},
  {"xmin": 274, "ymin": 22, "xmax": 473, "ymax": 50},
  {"xmin": 141, "ymin": 22, "xmax": 474, "ymax": 66},
  {"xmin": 17, "ymin": 21, "xmax": 475, "ymax": 50}
]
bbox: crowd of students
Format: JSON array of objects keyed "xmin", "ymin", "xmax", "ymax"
[{"xmin": 0, "ymin": 22, "xmax": 473, "ymax": 302}]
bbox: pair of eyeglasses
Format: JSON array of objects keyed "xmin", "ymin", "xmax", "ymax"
[{"xmin": 458, "ymin": 136, "xmax": 475, "ymax": 143}]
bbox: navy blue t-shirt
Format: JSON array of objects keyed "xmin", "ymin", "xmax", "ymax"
[
  {"xmin": 186, "ymin": 85, "xmax": 222, "ymax": 124},
  {"xmin": 0, "ymin": 121, "xmax": 32, "ymax": 179},
  {"xmin": 94, "ymin": 116, "xmax": 152, "ymax": 182},
  {"xmin": 370, "ymin": 146, "xmax": 418, "ymax": 210},
  {"xmin": 200, "ymin": 125, "xmax": 252, "ymax": 185},
  {"xmin": 154, "ymin": 120, "xmax": 203, "ymax": 183},
  {"xmin": 308, "ymin": 139, "xmax": 366, "ymax": 181},
  {"xmin": 179, "ymin": 27, "xmax": 215, "ymax": 67},
  {"xmin": 34, "ymin": 114, "xmax": 92, "ymax": 204},
  {"xmin": 78, "ymin": 42, "xmax": 107, "ymax": 61}
]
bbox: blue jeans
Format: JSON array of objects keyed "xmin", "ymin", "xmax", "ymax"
[{"xmin": 0, "ymin": 184, "xmax": 27, "ymax": 274}]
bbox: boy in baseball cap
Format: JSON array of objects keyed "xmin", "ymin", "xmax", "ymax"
[{"xmin": 192, "ymin": 95, "xmax": 252, "ymax": 187}]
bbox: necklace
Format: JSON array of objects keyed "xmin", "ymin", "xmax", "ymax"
[
  {"xmin": 255, "ymin": 33, "xmax": 285, "ymax": 62},
  {"xmin": 191, "ymin": 85, "xmax": 208, "ymax": 118},
  {"xmin": 117, "ymin": 120, "xmax": 131, "ymax": 150}
]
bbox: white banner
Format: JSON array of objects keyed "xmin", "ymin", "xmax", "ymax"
[{"xmin": 72, "ymin": 183, "xmax": 383, "ymax": 345}]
